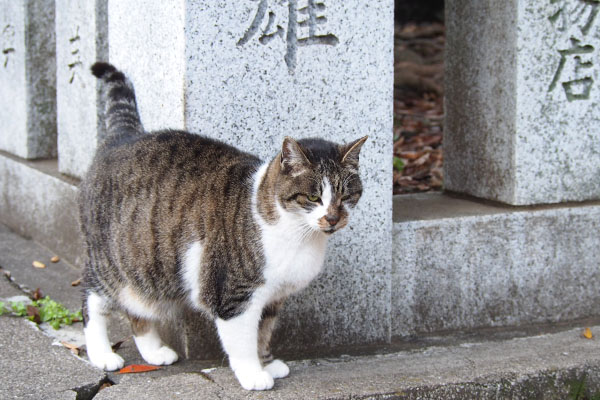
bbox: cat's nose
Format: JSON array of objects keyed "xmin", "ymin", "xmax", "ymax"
[{"xmin": 325, "ymin": 214, "xmax": 339, "ymax": 226}]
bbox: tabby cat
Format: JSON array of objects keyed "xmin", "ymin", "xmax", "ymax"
[{"xmin": 79, "ymin": 62, "xmax": 367, "ymax": 391}]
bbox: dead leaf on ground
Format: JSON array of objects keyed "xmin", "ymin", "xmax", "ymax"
[
  {"xmin": 61, "ymin": 341, "xmax": 81, "ymax": 356},
  {"xmin": 111, "ymin": 337, "xmax": 130, "ymax": 352},
  {"xmin": 118, "ymin": 364, "xmax": 161, "ymax": 374},
  {"xmin": 583, "ymin": 327, "xmax": 593, "ymax": 339},
  {"xmin": 32, "ymin": 261, "xmax": 46, "ymax": 269},
  {"xmin": 394, "ymin": 21, "xmax": 445, "ymax": 195},
  {"xmin": 32, "ymin": 288, "xmax": 43, "ymax": 301},
  {"xmin": 51, "ymin": 256, "xmax": 60, "ymax": 263},
  {"xmin": 71, "ymin": 278, "xmax": 81, "ymax": 287},
  {"xmin": 26, "ymin": 305, "xmax": 41, "ymax": 324}
]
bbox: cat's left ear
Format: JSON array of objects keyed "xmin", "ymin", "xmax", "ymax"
[{"xmin": 340, "ymin": 136, "xmax": 368, "ymax": 167}]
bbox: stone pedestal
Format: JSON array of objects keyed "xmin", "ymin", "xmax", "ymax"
[
  {"xmin": 445, "ymin": 0, "xmax": 600, "ymax": 205},
  {"xmin": 56, "ymin": 0, "xmax": 107, "ymax": 178},
  {"xmin": 108, "ymin": 0, "xmax": 393, "ymax": 356},
  {"xmin": 0, "ymin": 0, "xmax": 56, "ymax": 160}
]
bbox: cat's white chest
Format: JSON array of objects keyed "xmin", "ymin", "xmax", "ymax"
[{"xmin": 260, "ymin": 221, "xmax": 328, "ymax": 297}]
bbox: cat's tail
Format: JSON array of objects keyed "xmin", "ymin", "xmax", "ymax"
[{"xmin": 91, "ymin": 62, "xmax": 144, "ymax": 146}]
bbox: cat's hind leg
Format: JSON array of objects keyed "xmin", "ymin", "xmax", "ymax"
[
  {"xmin": 216, "ymin": 307, "xmax": 274, "ymax": 391},
  {"xmin": 129, "ymin": 316, "xmax": 179, "ymax": 366},
  {"xmin": 83, "ymin": 291, "xmax": 125, "ymax": 371}
]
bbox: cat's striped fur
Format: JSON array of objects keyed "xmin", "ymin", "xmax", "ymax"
[{"xmin": 79, "ymin": 62, "xmax": 366, "ymax": 390}]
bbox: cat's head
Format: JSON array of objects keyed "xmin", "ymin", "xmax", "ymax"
[{"xmin": 265, "ymin": 136, "xmax": 367, "ymax": 235}]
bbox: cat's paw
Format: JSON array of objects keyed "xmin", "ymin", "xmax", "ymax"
[
  {"xmin": 141, "ymin": 346, "xmax": 179, "ymax": 366},
  {"xmin": 88, "ymin": 352, "xmax": 125, "ymax": 371},
  {"xmin": 264, "ymin": 359, "xmax": 289, "ymax": 379},
  {"xmin": 235, "ymin": 368, "xmax": 274, "ymax": 391}
]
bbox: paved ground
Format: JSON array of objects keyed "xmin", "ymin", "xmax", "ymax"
[{"xmin": 2, "ymin": 223, "xmax": 600, "ymax": 399}]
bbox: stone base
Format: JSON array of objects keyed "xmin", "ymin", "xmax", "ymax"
[
  {"xmin": 0, "ymin": 151, "xmax": 81, "ymax": 266},
  {"xmin": 393, "ymin": 193, "xmax": 600, "ymax": 338},
  {"xmin": 3, "ymin": 151, "xmax": 600, "ymax": 358}
]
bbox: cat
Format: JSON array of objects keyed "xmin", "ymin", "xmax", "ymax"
[{"xmin": 79, "ymin": 62, "xmax": 367, "ymax": 391}]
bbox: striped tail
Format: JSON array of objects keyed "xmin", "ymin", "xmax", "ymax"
[{"xmin": 91, "ymin": 62, "xmax": 144, "ymax": 146}]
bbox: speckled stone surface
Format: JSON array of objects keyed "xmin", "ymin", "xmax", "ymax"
[
  {"xmin": 56, "ymin": 0, "xmax": 107, "ymax": 179},
  {"xmin": 0, "ymin": 0, "xmax": 57, "ymax": 160},
  {"xmin": 392, "ymin": 194, "xmax": 600, "ymax": 338},
  {"xmin": 445, "ymin": 0, "xmax": 600, "ymax": 205},
  {"xmin": 108, "ymin": 0, "xmax": 394, "ymax": 354}
]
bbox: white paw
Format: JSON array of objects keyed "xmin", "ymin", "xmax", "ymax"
[
  {"xmin": 264, "ymin": 359, "xmax": 289, "ymax": 379},
  {"xmin": 235, "ymin": 368, "xmax": 274, "ymax": 391},
  {"xmin": 88, "ymin": 352, "xmax": 124, "ymax": 371},
  {"xmin": 141, "ymin": 346, "xmax": 179, "ymax": 366}
]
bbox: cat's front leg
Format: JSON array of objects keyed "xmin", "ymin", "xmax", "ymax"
[
  {"xmin": 216, "ymin": 307, "xmax": 274, "ymax": 391},
  {"xmin": 259, "ymin": 301, "xmax": 289, "ymax": 379}
]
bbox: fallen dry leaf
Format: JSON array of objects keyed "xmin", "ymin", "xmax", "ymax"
[
  {"xmin": 32, "ymin": 288, "xmax": 43, "ymax": 301},
  {"xmin": 71, "ymin": 278, "xmax": 81, "ymax": 287},
  {"xmin": 118, "ymin": 364, "xmax": 161, "ymax": 374},
  {"xmin": 111, "ymin": 338, "xmax": 129, "ymax": 352},
  {"xmin": 32, "ymin": 261, "xmax": 46, "ymax": 269},
  {"xmin": 50, "ymin": 256, "xmax": 60, "ymax": 263},
  {"xmin": 61, "ymin": 341, "xmax": 81, "ymax": 356},
  {"xmin": 26, "ymin": 305, "xmax": 41, "ymax": 324},
  {"xmin": 583, "ymin": 327, "xmax": 593, "ymax": 339}
]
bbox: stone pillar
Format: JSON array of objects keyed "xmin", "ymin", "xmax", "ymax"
[
  {"xmin": 445, "ymin": 0, "xmax": 600, "ymax": 205},
  {"xmin": 56, "ymin": 0, "xmax": 108, "ymax": 178},
  {"xmin": 109, "ymin": 0, "xmax": 393, "ymax": 356},
  {"xmin": 0, "ymin": 0, "xmax": 56, "ymax": 160}
]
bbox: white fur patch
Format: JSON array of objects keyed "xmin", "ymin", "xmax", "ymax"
[
  {"xmin": 181, "ymin": 240, "xmax": 204, "ymax": 310},
  {"xmin": 264, "ymin": 359, "xmax": 290, "ymax": 379},
  {"xmin": 306, "ymin": 177, "xmax": 333, "ymax": 230},
  {"xmin": 119, "ymin": 286, "xmax": 158, "ymax": 320},
  {"xmin": 134, "ymin": 326, "xmax": 179, "ymax": 366}
]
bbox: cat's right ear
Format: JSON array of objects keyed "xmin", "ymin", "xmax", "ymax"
[{"xmin": 281, "ymin": 137, "xmax": 311, "ymax": 176}]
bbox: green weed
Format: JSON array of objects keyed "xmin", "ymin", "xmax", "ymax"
[{"xmin": 1, "ymin": 296, "xmax": 82, "ymax": 330}]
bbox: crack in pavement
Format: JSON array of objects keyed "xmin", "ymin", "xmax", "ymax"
[{"xmin": 72, "ymin": 375, "xmax": 113, "ymax": 400}]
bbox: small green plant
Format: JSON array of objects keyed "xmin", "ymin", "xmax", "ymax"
[
  {"xmin": 568, "ymin": 375, "xmax": 600, "ymax": 400},
  {"xmin": 36, "ymin": 296, "xmax": 83, "ymax": 329},
  {"xmin": 393, "ymin": 156, "xmax": 405, "ymax": 172},
  {"xmin": 1, "ymin": 296, "xmax": 82, "ymax": 330},
  {"xmin": 10, "ymin": 301, "xmax": 28, "ymax": 317}
]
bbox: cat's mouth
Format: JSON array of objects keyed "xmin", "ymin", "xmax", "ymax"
[{"xmin": 322, "ymin": 227, "xmax": 337, "ymax": 234}]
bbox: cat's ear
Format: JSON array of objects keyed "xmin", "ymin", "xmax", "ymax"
[
  {"xmin": 340, "ymin": 136, "xmax": 368, "ymax": 167},
  {"xmin": 281, "ymin": 137, "xmax": 311, "ymax": 176}
]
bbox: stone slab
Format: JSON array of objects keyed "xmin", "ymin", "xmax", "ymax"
[
  {"xmin": 393, "ymin": 193, "xmax": 600, "ymax": 338},
  {"xmin": 444, "ymin": 0, "xmax": 600, "ymax": 205},
  {"xmin": 108, "ymin": 0, "xmax": 394, "ymax": 353},
  {"xmin": 56, "ymin": 0, "xmax": 108, "ymax": 178},
  {"xmin": 0, "ymin": 0, "xmax": 56, "ymax": 160},
  {"xmin": 0, "ymin": 224, "xmax": 82, "ymax": 311},
  {"xmin": 0, "ymin": 316, "xmax": 106, "ymax": 400},
  {"xmin": 0, "ymin": 152, "xmax": 82, "ymax": 267},
  {"xmin": 96, "ymin": 325, "xmax": 600, "ymax": 399}
]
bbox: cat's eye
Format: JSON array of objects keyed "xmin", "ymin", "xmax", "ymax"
[{"xmin": 307, "ymin": 195, "xmax": 320, "ymax": 202}]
